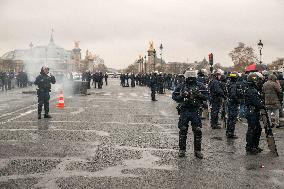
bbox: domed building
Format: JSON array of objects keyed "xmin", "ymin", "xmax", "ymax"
[{"xmin": 0, "ymin": 33, "xmax": 77, "ymax": 77}]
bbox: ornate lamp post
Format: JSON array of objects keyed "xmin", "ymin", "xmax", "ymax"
[
  {"xmin": 257, "ymin": 40, "xmax": 263, "ymax": 64},
  {"xmin": 139, "ymin": 55, "xmax": 143, "ymax": 73},
  {"xmin": 153, "ymin": 49, "xmax": 156, "ymax": 71},
  {"xmin": 144, "ymin": 55, "xmax": 147, "ymax": 74},
  {"xmin": 160, "ymin": 43, "xmax": 163, "ymax": 65}
]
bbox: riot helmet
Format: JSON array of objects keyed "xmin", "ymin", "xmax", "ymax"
[
  {"xmin": 214, "ymin": 69, "xmax": 223, "ymax": 80},
  {"xmin": 184, "ymin": 70, "xmax": 197, "ymax": 84},
  {"xmin": 247, "ymin": 72, "xmax": 260, "ymax": 88},
  {"xmin": 228, "ymin": 72, "xmax": 238, "ymax": 81}
]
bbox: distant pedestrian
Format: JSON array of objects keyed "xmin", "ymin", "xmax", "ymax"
[
  {"xmin": 262, "ymin": 74, "xmax": 282, "ymax": 128},
  {"xmin": 104, "ymin": 73, "xmax": 108, "ymax": 86}
]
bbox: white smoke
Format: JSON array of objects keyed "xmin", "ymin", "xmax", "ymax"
[{"xmin": 22, "ymin": 46, "xmax": 74, "ymax": 96}]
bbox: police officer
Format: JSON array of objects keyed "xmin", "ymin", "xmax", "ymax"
[
  {"xmin": 197, "ymin": 69, "xmax": 209, "ymax": 85},
  {"xmin": 209, "ymin": 70, "xmax": 225, "ymax": 129},
  {"xmin": 150, "ymin": 72, "xmax": 158, "ymax": 101},
  {"xmin": 104, "ymin": 73, "xmax": 108, "ymax": 86},
  {"xmin": 34, "ymin": 66, "xmax": 56, "ymax": 119},
  {"xmin": 226, "ymin": 72, "xmax": 241, "ymax": 139},
  {"xmin": 172, "ymin": 70, "xmax": 208, "ymax": 159},
  {"xmin": 245, "ymin": 73, "xmax": 264, "ymax": 154},
  {"xmin": 130, "ymin": 73, "xmax": 136, "ymax": 87}
]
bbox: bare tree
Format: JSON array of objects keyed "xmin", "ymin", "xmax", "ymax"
[
  {"xmin": 124, "ymin": 64, "xmax": 138, "ymax": 74},
  {"xmin": 229, "ymin": 42, "xmax": 258, "ymax": 71}
]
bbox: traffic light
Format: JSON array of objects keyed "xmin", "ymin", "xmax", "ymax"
[{"xmin": 209, "ymin": 53, "xmax": 213, "ymax": 65}]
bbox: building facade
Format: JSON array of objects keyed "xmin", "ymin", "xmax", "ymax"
[{"xmin": 0, "ymin": 33, "xmax": 81, "ymax": 77}]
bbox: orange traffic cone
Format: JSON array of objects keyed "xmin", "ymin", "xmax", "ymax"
[{"xmin": 57, "ymin": 90, "xmax": 65, "ymax": 108}]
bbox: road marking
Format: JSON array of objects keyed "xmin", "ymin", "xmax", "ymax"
[
  {"xmin": 130, "ymin": 93, "xmax": 138, "ymax": 97},
  {"xmin": 3, "ymin": 109, "xmax": 37, "ymax": 123},
  {"xmin": 71, "ymin": 107, "xmax": 85, "ymax": 115},
  {"xmin": 104, "ymin": 92, "xmax": 111, "ymax": 96},
  {"xmin": 0, "ymin": 103, "xmax": 37, "ymax": 118},
  {"xmin": 115, "ymin": 145, "xmax": 178, "ymax": 152},
  {"xmin": 0, "ymin": 128, "xmax": 110, "ymax": 136},
  {"xmin": 143, "ymin": 93, "xmax": 150, "ymax": 97},
  {"xmin": 160, "ymin": 111, "xmax": 168, "ymax": 116}
]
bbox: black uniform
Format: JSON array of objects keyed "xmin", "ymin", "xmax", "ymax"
[
  {"xmin": 209, "ymin": 77, "xmax": 225, "ymax": 129},
  {"xmin": 104, "ymin": 73, "xmax": 108, "ymax": 86},
  {"xmin": 34, "ymin": 71, "xmax": 56, "ymax": 118},
  {"xmin": 172, "ymin": 78, "xmax": 208, "ymax": 158},
  {"xmin": 130, "ymin": 74, "xmax": 135, "ymax": 87},
  {"xmin": 245, "ymin": 81, "xmax": 264, "ymax": 154},
  {"xmin": 226, "ymin": 78, "xmax": 241, "ymax": 138},
  {"xmin": 150, "ymin": 73, "xmax": 158, "ymax": 101}
]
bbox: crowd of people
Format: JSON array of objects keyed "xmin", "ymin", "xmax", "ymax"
[
  {"xmin": 81, "ymin": 71, "xmax": 108, "ymax": 89},
  {"xmin": 119, "ymin": 69, "xmax": 283, "ymax": 158},
  {"xmin": 32, "ymin": 66, "xmax": 283, "ymax": 159},
  {"xmin": 0, "ymin": 71, "xmax": 29, "ymax": 91}
]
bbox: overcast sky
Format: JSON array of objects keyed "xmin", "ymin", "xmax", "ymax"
[{"xmin": 0, "ymin": 0, "xmax": 283, "ymax": 69}]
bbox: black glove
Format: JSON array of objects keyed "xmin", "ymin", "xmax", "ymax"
[{"xmin": 181, "ymin": 91, "xmax": 190, "ymax": 98}]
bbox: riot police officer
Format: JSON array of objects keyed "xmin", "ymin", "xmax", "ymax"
[
  {"xmin": 34, "ymin": 66, "xmax": 56, "ymax": 119},
  {"xmin": 226, "ymin": 72, "xmax": 242, "ymax": 139},
  {"xmin": 245, "ymin": 73, "xmax": 264, "ymax": 154},
  {"xmin": 209, "ymin": 70, "xmax": 225, "ymax": 129},
  {"xmin": 150, "ymin": 72, "xmax": 158, "ymax": 101},
  {"xmin": 172, "ymin": 70, "xmax": 208, "ymax": 159},
  {"xmin": 130, "ymin": 73, "xmax": 136, "ymax": 87}
]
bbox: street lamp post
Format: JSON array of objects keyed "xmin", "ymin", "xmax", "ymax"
[
  {"xmin": 153, "ymin": 49, "xmax": 156, "ymax": 72},
  {"xmin": 160, "ymin": 44, "xmax": 163, "ymax": 65},
  {"xmin": 257, "ymin": 40, "xmax": 263, "ymax": 64},
  {"xmin": 141, "ymin": 57, "xmax": 144, "ymax": 73},
  {"xmin": 139, "ymin": 56, "xmax": 143, "ymax": 73},
  {"xmin": 144, "ymin": 55, "xmax": 147, "ymax": 74}
]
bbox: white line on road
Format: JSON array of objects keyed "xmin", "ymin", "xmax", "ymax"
[
  {"xmin": 130, "ymin": 93, "xmax": 138, "ymax": 97},
  {"xmin": 103, "ymin": 92, "xmax": 111, "ymax": 96},
  {"xmin": 71, "ymin": 107, "xmax": 85, "ymax": 115},
  {"xmin": 3, "ymin": 109, "xmax": 37, "ymax": 123},
  {"xmin": 0, "ymin": 128, "xmax": 110, "ymax": 136},
  {"xmin": 160, "ymin": 111, "xmax": 168, "ymax": 116},
  {"xmin": 0, "ymin": 103, "xmax": 37, "ymax": 118}
]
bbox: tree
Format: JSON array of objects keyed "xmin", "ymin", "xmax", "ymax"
[
  {"xmin": 124, "ymin": 64, "xmax": 138, "ymax": 74},
  {"xmin": 229, "ymin": 42, "xmax": 258, "ymax": 71},
  {"xmin": 93, "ymin": 63, "xmax": 108, "ymax": 73}
]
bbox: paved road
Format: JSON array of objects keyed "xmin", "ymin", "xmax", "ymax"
[{"xmin": 0, "ymin": 79, "xmax": 283, "ymax": 189}]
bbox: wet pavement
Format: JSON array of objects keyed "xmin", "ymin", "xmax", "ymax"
[{"xmin": 0, "ymin": 79, "xmax": 283, "ymax": 189}]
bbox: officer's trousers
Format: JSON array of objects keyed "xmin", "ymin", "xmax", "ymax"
[
  {"xmin": 178, "ymin": 109, "xmax": 202, "ymax": 152},
  {"xmin": 210, "ymin": 98, "xmax": 222, "ymax": 127},
  {"xmin": 227, "ymin": 101, "xmax": 239, "ymax": 135},
  {"xmin": 37, "ymin": 91, "xmax": 50, "ymax": 115},
  {"xmin": 246, "ymin": 112, "xmax": 262, "ymax": 149}
]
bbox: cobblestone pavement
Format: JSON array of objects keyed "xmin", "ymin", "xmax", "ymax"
[{"xmin": 0, "ymin": 78, "xmax": 283, "ymax": 189}]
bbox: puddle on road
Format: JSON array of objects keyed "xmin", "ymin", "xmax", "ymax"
[
  {"xmin": 245, "ymin": 164, "xmax": 259, "ymax": 170},
  {"xmin": 93, "ymin": 151, "xmax": 176, "ymax": 177}
]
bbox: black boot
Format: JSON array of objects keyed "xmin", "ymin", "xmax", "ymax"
[
  {"xmin": 246, "ymin": 147, "xmax": 258, "ymax": 155},
  {"xmin": 178, "ymin": 134, "xmax": 187, "ymax": 158},
  {"xmin": 194, "ymin": 151, "xmax": 203, "ymax": 159},
  {"xmin": 194, "ymin": 133, "xmax": 203, "ymax": 159},
  {"xmin": 211, "ymin": 125, "xmax": 221, "ymax": 129},
  {"xmin": 178, "ymin": 150, "xmax": 186, "ymax": 157},
  {"xmin": 256, "ymin": 147, "xmax": 263, "ymax": 153},
  {"xmin": 44, "ymin": 114, "xmax": 52, "ymax": 118},
  {"xmin": 227, "ymin": 133, "xmax": 238, "ymax": 139},
  {"xmin": 38, "ymin": 105, "xmax": 42, "ymax": 120}
]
